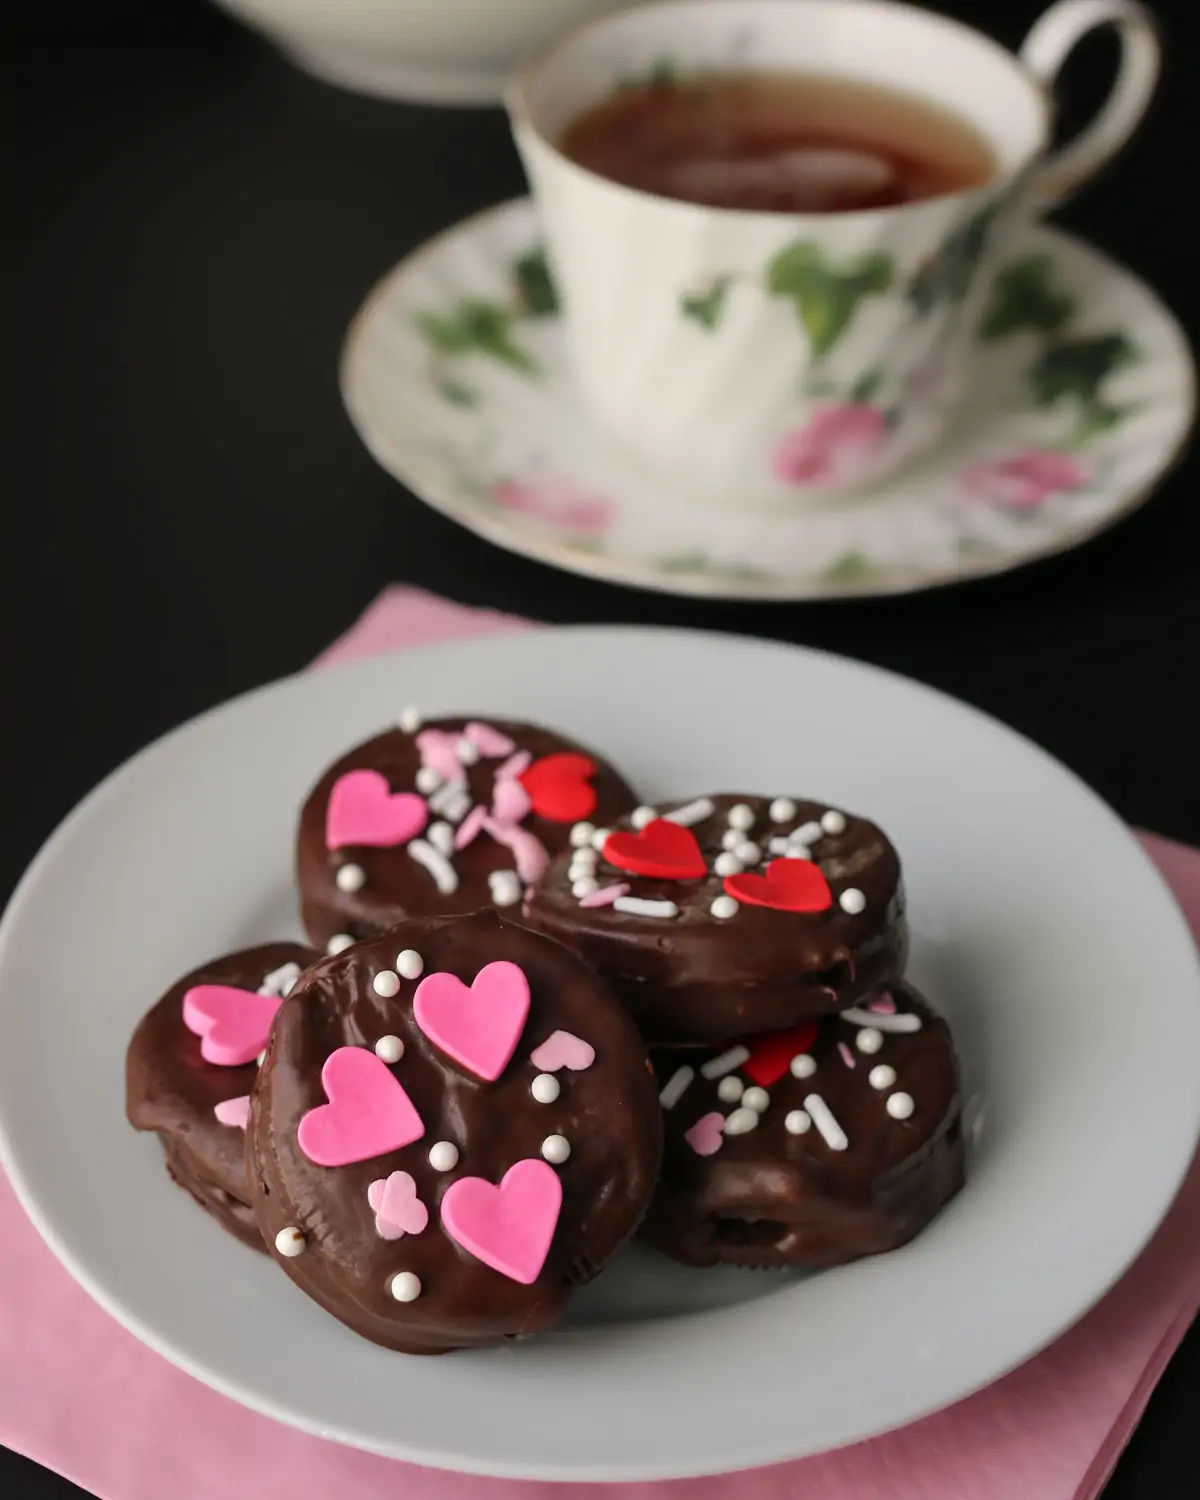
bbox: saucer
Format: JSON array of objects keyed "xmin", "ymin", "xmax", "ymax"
[{"xmin": 341, "ymin": 199, "xmax": 1194, "ymax": 600}]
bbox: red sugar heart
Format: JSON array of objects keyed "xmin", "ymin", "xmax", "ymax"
[
  {"xmin": 603, "ymin": 819, "xmax": 706, "ymax": 880},
  {"xmin": 724, "ymin": 858, "xmax": 832, "ymax": 912},
  {"xmin": 737, "ymin": 1022, "xmax": 819, "ymax": 1087},
  {"xmin": 518, "ymin": 753, "xmax": 598, "ymax": 823}
]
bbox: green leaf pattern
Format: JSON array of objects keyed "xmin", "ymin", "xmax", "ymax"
[{"xmin": 766, "ymin": 242, "xmax": 894, "ymax": 359}]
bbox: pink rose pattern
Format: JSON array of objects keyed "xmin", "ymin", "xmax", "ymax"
[
  {"xmin": 491, "ymin": 476, "xmax": 612, "ymax": 536},
  {"xmin": 773, "ymin": 404, "xmax": 888, "ymax": 490},
  {"xmin": 960, "ymin": 449, "xmax": 1089, "ymax": 511}
]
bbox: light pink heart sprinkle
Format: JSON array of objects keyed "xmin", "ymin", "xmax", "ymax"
[
  {"xmin": 685, "ymin": 1112, "xmax": 725, "ymax": 1157},
  {"xmin": 325, "ymin": 769, "xmax": 428, "ymax": 850},
  {"xmin": 183, "ymin": 985, "xmax": 281, "ymax": 1067},
  {"xmin": 465, "ymin": 722, "xmax": 516, "ymax": 757},
  {"xmin": 213, "ymin": 1095, "xmax": 251, "ymax": 1129},
  {"xmin": 868, "ymin": 991, "xmax": 897, "ymax": 1015},
  {"xmin": 579, "ymin": 882, "xmax": 629, "ymax": 908},
  {"xmin": 416, "ymin": 728, "xmax": 467, "ymax": 784},
  {"xmin": 366, "ymin": 1170, "xmax": 429, "ymax": 1240},
  {"xmin": 838, "ymin": 1041, "xmax": 856, "ymax": 1069},
  {"xmin": 530, "ymin": 1030, "xmax": 595, "ymax": 1073},
  {"xmin": 491, "ymin": 777, "xmax": 532, "ymax": 823}
]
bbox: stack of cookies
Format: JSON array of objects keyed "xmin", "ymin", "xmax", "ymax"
[{"xmin": 127, "ymin": 712, "xmax": 965, "ymax": 1354}]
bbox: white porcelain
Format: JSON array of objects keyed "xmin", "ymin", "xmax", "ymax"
[
  {"xmin": 212, "ymin": 0, "xmax": 644, "ymax": 104},
  {"xmin": 2, "ymin": 628, "xmax": 1199, "ymax": 1478},
  {"xmin": 341, "ymin": 197, "xmax": 1194, "ymax": 599},
  {"xmin": 509, "ymin": 0, "xmax": 1159, "ymax": 495}
]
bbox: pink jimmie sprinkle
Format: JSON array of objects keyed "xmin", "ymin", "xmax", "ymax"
[
  {"xmin": 868, "ymin": 991, "xmax": 897, "ymax": 1015},
  {"xmin": 454, "ymin": 803, "xmax": 489, "ymax": 850},
  {"xmin": 494, "ymin": 750, "xmax": 532, "ymax": 782},
  {"xmin": 838, "ymin": 1042, "xmax": 856, "ymax": 1069},
  {"xmin": 579, "ymin": 882, "xmax": 630, "ymax": 908}
]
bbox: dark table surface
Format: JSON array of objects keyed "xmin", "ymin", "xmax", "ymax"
[{"xmin": 3, "ymin": 1, "xmax": 1198, "ymax": 1495}]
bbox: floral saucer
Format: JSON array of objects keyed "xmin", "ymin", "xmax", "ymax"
[{"xmin": 341, "ymin": 199, "xmax": 1194, "ymax": 600}]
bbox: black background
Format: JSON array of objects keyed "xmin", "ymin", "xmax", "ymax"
[{"xmin": 2, "ymin": 1, "xmax": 1198, "ymax": 1494}]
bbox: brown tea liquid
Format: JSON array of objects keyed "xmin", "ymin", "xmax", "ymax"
[{"xmin": 559, "ymin": 71, "xmax": 997, "ymax": 213}]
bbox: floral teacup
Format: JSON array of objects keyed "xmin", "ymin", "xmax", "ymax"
[{"xmin": 508, "ymin": 0, "xmax": 1159, "ymax": 499}]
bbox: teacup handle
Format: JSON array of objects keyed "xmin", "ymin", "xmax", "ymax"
[{"xmin": 1020, "ymin": 0, "xmax": 1160, "ymax": 211}]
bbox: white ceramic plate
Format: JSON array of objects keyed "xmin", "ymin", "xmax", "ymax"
[{"xmin": 2, "ymin": 628, "xmax": 1198, "ymax": 1480}]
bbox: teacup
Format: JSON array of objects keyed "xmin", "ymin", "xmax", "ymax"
[{"xmin": 508, "ymin": 0, "xmax": 1159, "ymax": 498}]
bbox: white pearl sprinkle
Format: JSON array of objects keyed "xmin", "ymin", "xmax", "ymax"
[
  {"xmin": 770, "ymin": 798, "xmax": 797, "ymax": 823},
  {"xmin": 389, "ymin": 1271, "xmax": 422, "ymax": 1302},
  {"xmin": 741, "ymin": 1086, "xmax": 770, "ymax": 1113},
  {"xmin": 727, "ymin": 803, "xmax": 755, "ymax": 831},
  {"xmin": 372, "ymin": 970, "xmax": 400, "ymax": 998},
  {"xmin": 335, "ymin": 863, "xmax": 365, "ymax": 893},
  {"xmin": 724, "ymin": 1106, "xmax": 759, "ymax": 1136},
  {"xmin": 786, "ymin": 842, "xmax": 813, "ymax": 860},
  {"xmin": 427, "ymin": 820, "xmax": 454, "ymax": 855},
  {"xmin": 456, "ymin": 737, "xmax": 480, "ymax": 765},
  {"xmin": 570, "ymin": 821, "xmax": 596, "ymax": 848},
  {"xmin": 856, "ymin": 1027, "xmax": 884, "ymax": 1054},
  {"xmin": 396, "ymin": 949, "xmax": 424, "ymax": 980},
  {"xmin": 721, "ymin": 829, "xmax": 743, "ymax": 850},
  {"xmin": 790, "ymin": 1053, "xmax": 817, "ymax": 1079},
  {"xmin": 374, "ymin": 1035, "xmax": 404, "ymax": 1063},
  {"xmin": 887, "ymin": 1092, "xmax": 915, "ymax": 1120},
  {"xmin": 489, "ymin": 871, "xmax": 522, "ymax": 906},
  {"xmin": 571, "ymin": 877, "xmax": 598, "ymax": 898},
  {"xmin": 839, "ymin": 888, "xmax": 867, "ymax": 914},
  {"xmin": 710, "ymin": 894, "xmax": 740, "ymax": 920},
  {"xmin": 785, "ymin": 1110, "xmax": 812, "ymax": 1135},
  {"xmin": 531, "ymin": 1073, "xmax": 561, "ymax": 1104},
  {"xmin": 717, "ymin": 1076, "xmax": 744, "ymax": 1103},
  {"xmin": 275, "ymin": 1226, "xmax": 305, "ymax": 1257},
  {"xmin": 734, "ymin": 841, "xmax": 761, "ymax": 864},
  {"xmin": 428, "ymin": 1140, "xmax": 459, "ymax": 1172},
  {"xmin": 591, "ymin": 829, "xmax": 612, "ymax": 854},
  {"xmin": 398, "ymin": 706, "xmax": 422, "ymax": 733},
  {"xmin": 869, "ymin": 1065, "xmax": 897, "ymax": 1090},
  {"xmin": 822, "ymin": 810, "xmax": 847, "ymax": 835},
  {"xmin": 631, "ymin": 805, "xmax": 656, "ymax": 830},
  {"xmin": 542, "ymin": 1134, "xmax": 571, "ymax": 1164},
  {"xmin": 714, "ymin": 852, "xmax": 743, "ymax": 877},
  {"xmin": 414, "ymin": 766, "xmax": 441, "ymax": 794},
  {"xmin": 569, "ymin": 847, "xmax": 597, "ymax": 869},
  {"xmin": 796, "ymin": 821, "xmax": 823, "ymax": 844},
  {"xmin": 326, "ymin": 932, "xmax": 355, "ymax": 955}
]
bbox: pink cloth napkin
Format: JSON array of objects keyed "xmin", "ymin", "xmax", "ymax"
[{"xmin": 3, "ymin": 584, "xmax": 1199, "ymax": 1500}]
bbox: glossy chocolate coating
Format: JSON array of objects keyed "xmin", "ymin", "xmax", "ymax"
[
  {"xmin": 643, "ymin": 982, "xmax": 963, "ymax": 1269},
  {"xmin": 248, "ymin": 910, "xmax": 662, "ymax": 1354},
  {"xmin": 296, "ymin": 716, "xmax": 639, "ymax": 949},
  {"xmin": 125, "ymin": 941, "xmax": 320, "ymax": 1247},
  {"xmin": 523, "ymin": 794, "xmax": 907, "ymax": 1043}
]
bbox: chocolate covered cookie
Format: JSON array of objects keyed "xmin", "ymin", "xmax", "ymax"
[
  {"xmin": 296, "ymin": 713, "xmax": 638, "ymax": 951},
  {"xmin": 523, "ymin": 793, "xmax": 907, "ymax": 1043},
  {"xmin": 125, "ymin": 942, "xmax": 319, "ymax": 1248},
  {"xmin": 248, "ymin": 910, "xmax": 662, "ymax": 1353},
  {"xmin": 643, "ymin": 982, "xmax": 963, "ymax": 1269}
]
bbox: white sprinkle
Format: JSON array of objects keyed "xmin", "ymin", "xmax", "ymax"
[
  {"xmin": 415, "ymin": 766, "xmax": 441, "ymax": 794},
  {"xmin": 665, "ymin": 797, "xmax": 715, "ymax": 827},
  {"xmin": 390, "ymin": 1271, "xmax": 422, "ymax": 1302},
  {"xmin": 531, "ymin": 1073, "xmax": 560, "ymax": 1104},
  {"xmin": 714, "ymin": 852, "xmax": 743, "ymax": 877},
  {"xmin": 796, "ymin": 821, "xmax": 823, "ymax": 844},
  {"xmin": 727, "ymin": 803, "xmax": 754, "ymax": 831},
  {"xmin": 570, "ymin": 821, "xmax": 596, "ymax": 848},
  {"xmin": 790, "ymin": 1053, "xmax": 817, "ymax": 1079},
  {"xmin": 785, "ymin": 1109, "xmax": 812, "ymax": 1135},
  {"xmin": 374, "ymin": 1034, "xmax": 404, "ymax": 1063},
  {"xmin": 256, "ymin": 1050, "xmax": 266, "ymax": 1067},
  {"xmin": 373, "ymin": 970, "xmax": 400, "ymax": 998},
  {"xmin": 590, "ymin": 827, "xmax": 611, "ymax": 852},
  {"xmin": 822, "ymin": 810, "xmax": 847, "ymax": 835},
  {"xmin": 326, "ymin": 932, "xmax": 355, "ymax": 955},
  {"xmin": 569, "ymin": 847, "xmax": 597, "ymax": 869},
  {"xmin": 613, "ymin": 896, "xmax": 679, "ymax": 918},
  {"xmin": 275, "ymin": 1226, "xmax": 305, "ymax": 1257},
  {"xmin": 869, "ymin": 1064, "xmax": 897, "ymax": 1090},
  {"xmin": 631, "ymin": 805, "xmax": 657, "ymax": 830},
  {"xmin": 428, "ymin": 1141, "xmax": 459, "ymax": 1171},
  {"xmin": 717, "ymin": 1076, "xmax": 744, "ymax": 1103},
  {"xmin": 842, "ymin": 1008, "xmax": 922, "ymax": 1033},
  {"xmin": 770, "ymin": 798, "xmax": 797, "ymax": 823},
  {"xmin": 571, "ymin": 877, "xmax": 598, "ymax": 898},
  {"xmin": 542, "ymin": 1134, "xmax": 571, "ymax": 1164},
  {"xmin": 701, "ymin": 1045, "xmax": 750, "ymax": 1080},
  {"xmin": 408, "ymin": 838, "xmax": 458, "ymax": 894},
  {"xmin": 426, "ymin": 820, "xmax": 453, "ymax": 856},
  {"xmin": 741, "ymin": 1086, "xmax": 770, "ymax": 1113},
  {"xmin": 856, "ymin": 1027, "xmax": 884, "ymax": 1054},
  {"xmin": 734, "ymin": 841, "xmax": 761, "ymax": 864},
  {"xmin": 768, "ymin": 837, "xmax": 793, "ymax": 855},
  {"xmin": 786, "ymin": 842, "xmax": 813, "ymax": 860},
  {"xmin": 722, "ymin": 829, "xmax": 743, "ymax": 850},
  {"xmin": 335, "ymin": 862, "xmax": 365, "ymax": 893},
  {"xmin": 887, "ymin": 1092, "xmax": 915, "ymax": 1120},
  {"xmin": 710, "ymin": 894, "xmax": 739, "ymax": 920},
  {"xmin": 433, "ymin": 786, "xmax": 472, "ymax": 823},
  {"xmin": 839, "ymin": 888, "xmax": 867, "ymax": 914},
  {"xmin": 724, "ymin": 1106, "xmax": 759, "ymax": 1136},
  {"xmin": 659, "ymin": 1066, "xmax": 694, "ymax": 1108},
  {"xmin": 804, "ymin": 1093, "xmax": 848, "ymax": 1151},
  {"xmin": 398, "ymin": 706, "xmax": 422, "ymax": 733},
  {"xmin": 396, "ymin": 949, "xmax": 424, "ymax": 980},
  {"xmin": 489, "ymin": 870, "xmax": 522, "ymax": 906},
  {"xmin": 258, "ymin": 961, "xmax": 302, "ymax": 998},
  {"xmin": 456, "ymin": 737, "xmax": 480, "ymax": 765}
]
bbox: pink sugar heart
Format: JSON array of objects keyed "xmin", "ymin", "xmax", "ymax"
[
  {"xmin": 529, "ymin": 1030, "xmax": 595, "ymax": 1073},
  {"xmin": 413, "ymin": 961, "xmax": 530, "ymax": 1081},
  {"xmin": 325, "ymin": 769, "xmax": 428, "ymax": 850},
  {"xmin": 297, "ymin": 1047, "xmax": 425, "ymax": 1167},
  {"xmin": 415, "ymin": 728, "xmax": 467, "ymax": 785},
  {"xmin": 465, "ymin": 721, "xmax": 516, "ymax": 757},
  {"xmin": 213, "ymin": 1095, "xmax": 251, "ymax": 1129},
  {"xmin": 182, "ymin": 985, "xmax": 282, "ymax": 1067},
  {"xmin": 491, "ymin": 777, "xmax": 531, "ymax": 823},
  {"xmin": 685, "ymin": 1112, "xmax": 725, "ymax": 1157},
  {"xmin": 440, "ymin": 1158, "xmax": 562, "ymax": 1284},
  {"xmin": 366, "ymin": 1170, "xmax": 429, "ymax": 1240}
]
